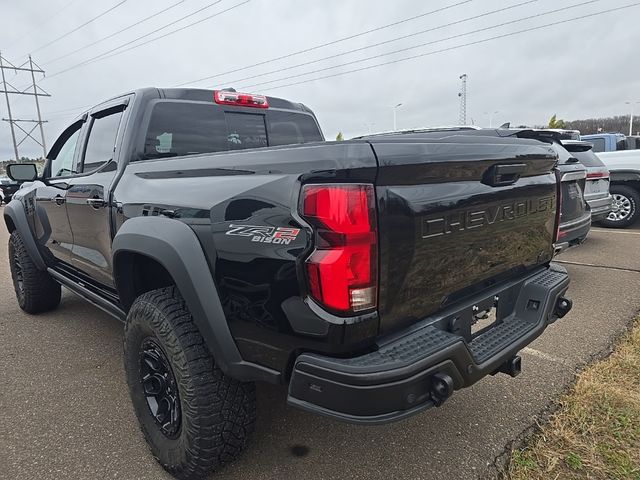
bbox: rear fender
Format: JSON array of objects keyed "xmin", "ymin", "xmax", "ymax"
[{"xmin": 112, "ymin": 216, "xmax": 280, "ymax": 383}]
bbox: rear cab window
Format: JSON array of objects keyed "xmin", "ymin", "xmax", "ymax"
[
  {"xmin": 571, "ymin": 150, "xmax": 605, "ymax": 168},
  {"xmin": 141, "ymin": 101, "xmax": 323, "ymax": 161}
]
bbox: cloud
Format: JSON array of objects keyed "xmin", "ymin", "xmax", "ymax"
[{"xmin": 0, "ymin": 0, "xmax": 638, "ymax": 159}]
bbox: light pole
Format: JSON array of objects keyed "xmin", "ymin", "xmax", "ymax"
[
  {"xmin": 625, "ymin": 101, "xmax": 640, "ymax": 136},
  {"xmin": 484, "ymin": 110, "xmax": 499, "ymax": 128},
  {"xmin": 392, "ymin": 103, "xmax": 402, "ymax": 131}
]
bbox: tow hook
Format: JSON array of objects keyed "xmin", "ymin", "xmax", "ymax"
[
  {"xmin": 554, "ymin": 296, "xmax": 572, "ymax": 319},
  {"xmin": 496, "ymin": 355, "xmax": 522, "ymax": 378},
  {"xmin": 430, "ymin": 373, "xmax": 454, "ymax": 407}
]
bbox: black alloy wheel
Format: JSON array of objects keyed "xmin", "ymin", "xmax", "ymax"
[{"xmin": 139, "ymin": 338, "xmax": 181, "ymax": 438}]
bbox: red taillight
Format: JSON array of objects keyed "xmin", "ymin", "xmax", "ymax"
[
  {"xmin": 214, "ymin": 90, "xmax": 269, "ymax": 108},
  {"xmin": 301, "ymin": 184, "xmax": 377, "ymax": 314},
  {"xmin": 586, "ymin": 171, "xmax": 609, "ymax": 179}
]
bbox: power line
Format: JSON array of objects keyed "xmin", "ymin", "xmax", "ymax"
[
  {"xmin": 43, "ymin": 0, "xmax": 253, "ymax": 81},
  {"xmin": 206, "ymin": 0, "xmax": 540, "ymax": 88},
  {"xmin": 80, "ymin": 0, "xmax": 251, "ymax": 68},
  {"xmin": 42, "ymin": 0, "xmax": 81, "ymax": 23},
  {"xmin": 43, "ymin": 0, "xmax": 187, "ymax": 65},
  {"xmin": 247, "ymin": 2, "xmax": 640, "ymax": 93},
  {"xmin": 47, "ymin": 104, "xmax": 93, "ymax": 116},
  {"xmin": 47, "ymin": 111, "xmax": 85, "ymax": 121},
  {"xmin": 238, "ymin": 0, "xmax": 603, "ymax": 91},
  {"xmin": 4, "ymin": 0, "xmax": 80, "ymax": 50},
  {"xmin": 38, "ymin": 0, "xmax": 636, "ymax": 119},
  {"xmin": 41, "ymin": 0, "xmax": 223, "ymax": 79},
  {"xmin": 173, "ymin": 0, "xmax": 474, "ymax": 87},
  {"xmin": 27, "ymin": 0, "xmax": 128, "ymax": 55}
]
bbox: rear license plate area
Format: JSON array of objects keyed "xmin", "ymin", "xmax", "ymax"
[
  {"xmin": 447, "ymin": 293, "xmax": 503, "ymax": 341},
  {"xmin": 586, "ymin": 179, "xmax": 608, "ymax": 194},
  {"xmin": 471, "ymin": 306, "xmax": 497, "ymax": 337}
]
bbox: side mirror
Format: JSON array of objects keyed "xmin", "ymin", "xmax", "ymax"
[{"xmin": 6, "ymin": 163, "xmax": 38, "ymax": 183}]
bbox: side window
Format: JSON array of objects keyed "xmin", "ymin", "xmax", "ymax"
[
  {"xmin": 82, "ymin": 109, "xmax": 124, "ymax": 173},
  {"xmin": 49, "ymin": 124, "xmax": 82, "ymax": 178},
  {"xmin": 588, "ymin": 138, "xmax": 605, "ymax": 153}
]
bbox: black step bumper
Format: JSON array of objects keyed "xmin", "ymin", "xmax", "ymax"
[{"xmin": 287, "ymin": 264, "xmax": 570, "ymax": 424}]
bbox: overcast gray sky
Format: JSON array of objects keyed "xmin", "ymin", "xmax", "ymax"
[{"xmin": 0, "ymin": 0, "xmax": 638, "ymax": 159}]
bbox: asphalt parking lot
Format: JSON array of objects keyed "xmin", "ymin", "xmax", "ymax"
[{"xmin": 2, "ymin": 223, "xmax": 639, "ymax": 480}]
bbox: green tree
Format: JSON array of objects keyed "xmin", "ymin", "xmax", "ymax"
[
  {"xmin": 548, "ymin": 114, "xmax": 566, "ymax": 129},
  {"xmin": 335, "ymin": 131, "xmax": 344, "ymax": 141}
]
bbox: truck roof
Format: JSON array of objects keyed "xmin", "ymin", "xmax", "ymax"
[{"xmin": 84, "ymin": 87, "xmax": 315, "ymax": 116}]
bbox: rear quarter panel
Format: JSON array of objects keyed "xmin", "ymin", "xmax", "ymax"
[{"xmin": 114, "ymin": 141, "xmax": 378, "ymax": 372}]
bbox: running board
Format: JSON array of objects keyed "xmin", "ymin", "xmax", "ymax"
[{"xmin": 48, "ymin": 268, "xmax": 126, "ymax": 321}]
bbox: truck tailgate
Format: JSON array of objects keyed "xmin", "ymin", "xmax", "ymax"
[{"xmin": 371, "ymin": 136, "xmax": 559, "ymax": 332}]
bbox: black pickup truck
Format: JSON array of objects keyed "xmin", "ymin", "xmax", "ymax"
[{"xmin": 6, "ymin": 88, "xmax": 572, "ymax": 480}]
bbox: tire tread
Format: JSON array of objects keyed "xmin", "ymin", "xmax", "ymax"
[
  {"xmin": 8, "ymin": 231, "xmax": 61, "ymax": 314},
  {"xmin": 124, "ymin": 286, "xmax": 256, "ymax": 480}
]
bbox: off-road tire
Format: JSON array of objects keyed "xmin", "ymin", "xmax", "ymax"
[
  {"xmin": 124, "ymin": 286, "xmax": 256, "ymax": 480},
  {"xmin": 8, "ymin": 231, "xmax": 61, "ymax": 313},
  {"xmin": 598, "ymin": 184, "xmax": 640, "ymax": 229}
]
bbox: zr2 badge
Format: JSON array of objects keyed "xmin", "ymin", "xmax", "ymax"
[{"xmin": 225, "ymin": 224, "xmax": 301, "ymax": 245}]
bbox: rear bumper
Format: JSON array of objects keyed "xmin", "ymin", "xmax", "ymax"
[
  {"xmin": 287, "ymin": 264, "xmax": 571, "ymax": 424},
  {"xmin": 555, "ymin": 212, "xmax": 592, "ymax": 253},
  {"xmin": 586, "ymin": 194, "xmax": 613, "ymax": 222}
]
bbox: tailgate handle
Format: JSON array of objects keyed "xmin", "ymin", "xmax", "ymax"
[{"xmin": 483, "ymin": 163, "xmax": 526, "ymax": 187}]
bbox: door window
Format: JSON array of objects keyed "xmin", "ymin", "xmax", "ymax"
[
  {"xmin": 82, "ymin": 109, "xmax": 124, "ymax": 173},
  {"xmin": 49, "ymin": 126, "xmax": 82, "ymax": 177}
]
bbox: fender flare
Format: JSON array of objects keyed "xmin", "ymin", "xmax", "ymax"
[
  {"xmin": 112, "ymin": 216, "xmax": 279, "ymax": 383},
  {"xmin": 3, "ymin": 200, "xmax": 46, "ymax": 270}
]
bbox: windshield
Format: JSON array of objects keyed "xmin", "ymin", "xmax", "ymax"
[{"xmin": 142, "ymin": 102, "xmax": 323, "ymax": 160}]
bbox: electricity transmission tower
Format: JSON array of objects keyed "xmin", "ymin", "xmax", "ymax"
[
  {"xmin": 458, "ymin": 73, "xmax": 467, "ymax": 125},
  {"xmin": 0, "ymin": 52, "xmax": 50, "ymax": 160}
]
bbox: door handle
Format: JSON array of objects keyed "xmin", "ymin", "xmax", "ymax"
[
  {"xmin": 482, "ymin": 163, "xmax": 527, "ymax": 187},
  {"xmin": 86, "ymin": 197, "xmax": 106, "ymax": 209},
  {"xmin": 54, "ymin": 195, "xmax": 65, "ymax": 206}
]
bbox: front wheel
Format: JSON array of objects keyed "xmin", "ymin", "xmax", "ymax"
[
  {"xmin": 8, "ymin": 231, "xmax": 61, "ymax": 313},
  {"xmin": 598, "ymin": 185, "xmax": 640, "ymax": 229},
  {"xmin": 124, "ymin": 286, "xmax": 256, "ymax": 480}
]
